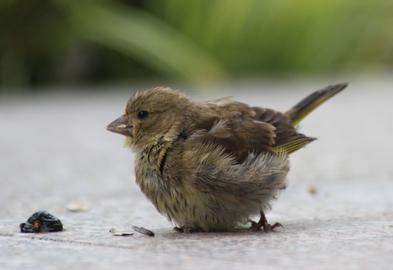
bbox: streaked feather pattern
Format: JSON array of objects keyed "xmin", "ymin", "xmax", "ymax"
[{"xmin": 114, "ymin": 83, "xmax": 347, "ymax": 231}]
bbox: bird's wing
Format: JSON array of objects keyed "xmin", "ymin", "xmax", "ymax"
[
  {"xmin": 180, "ymin": 140, "xmax": 289, "ymax": 215},
  {"xmin": 186, "ymin": 118, "xmax": 276, "ymax": 162},
  {"xmin": 252, "ymin": 107, "xmax": 315, "ymax": 154},
  {"xmin": 192, "ymin": 100, "xmax": 314, "ymax": 159}
]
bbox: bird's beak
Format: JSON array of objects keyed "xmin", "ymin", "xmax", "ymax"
[{"xmin": 106, "ymin": 115, "xmax": 133, "ymax": 136}]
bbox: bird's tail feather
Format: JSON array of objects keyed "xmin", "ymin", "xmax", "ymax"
[{"xmin": 285, "ymin": 83, "xmax": 348, "ymax": 126}]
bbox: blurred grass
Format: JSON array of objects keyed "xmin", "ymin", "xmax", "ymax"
[
  {"xmin": 151, "ymin": 0, "xmax": 393, "ymax": 74},
  {"xmin": 0, "ymin": 0, "xmax": 392, "ymax": 90},
  {"xmin": 63, "ymin": 1, "xmax": 225, "ymax": 83}
]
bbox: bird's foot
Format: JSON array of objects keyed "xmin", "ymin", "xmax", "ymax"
[
  {"xmin": 248, "ymin": 212, "xmax": 283, "ymax": 232},
  {"xmin": 173, "ymin": 226, "xmax": 203, "ymax": 233}
]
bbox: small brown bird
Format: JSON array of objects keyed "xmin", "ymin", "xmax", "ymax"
[{"xmin": 107, "ymin": 83, "xmax": 347, "ymax": 232}]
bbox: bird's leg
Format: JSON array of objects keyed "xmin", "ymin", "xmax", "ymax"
[
  {"xmin": 173, "ymin": 226, "xmax": 203, "ymax": 233},
  {"xmin": 249, "ymin": 211, "xmax": 283, "ymax": 232},
  {"xmin": 173, "ymin": 226, "xmax": 185, "ymax": 232}
]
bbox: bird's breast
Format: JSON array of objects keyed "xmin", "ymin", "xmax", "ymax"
[
  {"xmin": 133, "ymin": 142, "xmax": 225, "ymax": 230},
  {"xmin": 134, "ymin": 146, "xmax": 183, "ymax": 217}
]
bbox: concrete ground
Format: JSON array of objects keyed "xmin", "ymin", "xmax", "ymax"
[{"xmin": 1, "ymin": 79, "xmax": 392, "ymax": 270}]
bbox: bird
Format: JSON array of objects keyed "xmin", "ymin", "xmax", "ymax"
[{"xmin": 107, "ymin": 83, "xmax": 347, "ymax": 232}]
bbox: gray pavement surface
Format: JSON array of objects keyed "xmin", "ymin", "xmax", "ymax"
[{"xmin": 1, "ymin": 79, "xmax": 393, "ymax": 270}]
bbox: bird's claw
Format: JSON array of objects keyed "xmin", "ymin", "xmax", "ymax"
[
  {"xmin": 262, "ymin": 222, "xmax": 283, "ymax": 232},
  {"xmin": 248, "ymin": 212, "xmax": 283, "ymax": 232},
  {"xmin": 173, "ymin": 226, "xmax": 202, "ymax": 233}
]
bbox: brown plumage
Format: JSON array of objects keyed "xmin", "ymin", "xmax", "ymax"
[{"xmin": 107, "ymin": 83, "xmax": 347, "ymax": 232}]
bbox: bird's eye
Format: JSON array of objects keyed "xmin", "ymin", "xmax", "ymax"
[{"xmin": 137, "ymin": 110, "xmax": 149, "ymax": 119}]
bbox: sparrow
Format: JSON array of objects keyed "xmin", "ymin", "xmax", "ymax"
[{"xmin": 107, "ymin": 83, "xmax": 347, "ymax": 232}]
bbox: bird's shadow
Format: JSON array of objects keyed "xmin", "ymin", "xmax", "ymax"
[{"xmin": 155, "ymin": 215, "xmax": 368, "ymax": 239}]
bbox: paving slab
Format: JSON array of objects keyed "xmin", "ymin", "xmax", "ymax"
[{"xmin": 1, "ymin": 80, "xmax": 392, "ymax": 270}]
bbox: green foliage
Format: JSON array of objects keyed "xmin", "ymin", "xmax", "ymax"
[
  {"xmin": 1, "ymin": 0, "xmax": 392, "ymax": 89},
  {"xmin": 150, "ymin": 0, "xmax": 393, "ymax": 74},
  {"xmin": 0, "ymin": 0, "xmax": 71, "ymax": 87},
  {"xmin": 62, "ymin": 1, "xmax": 225, "ymax": 83}
]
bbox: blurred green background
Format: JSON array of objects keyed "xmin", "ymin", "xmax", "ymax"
[{"xmin": 1, "ymin": 0, "xmax": 392, "ymax": 91}]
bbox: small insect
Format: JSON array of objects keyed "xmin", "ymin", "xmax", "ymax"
[{"xmin": 20, "ymin": 211, "xmax": 63, "ymax": 233}]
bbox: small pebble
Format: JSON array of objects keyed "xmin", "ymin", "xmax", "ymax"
[
  {"xmin": 308, "ymin": 184, "xmax": 318, "ymax": 195},
  {"xmin": 66, "ymin": 201, "xmax": 90, "ymax": 212}
]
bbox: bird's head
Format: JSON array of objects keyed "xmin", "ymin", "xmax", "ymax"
[{"xmin": 107, "ymin": 87, "xmax": 191, "ymax": 151}]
